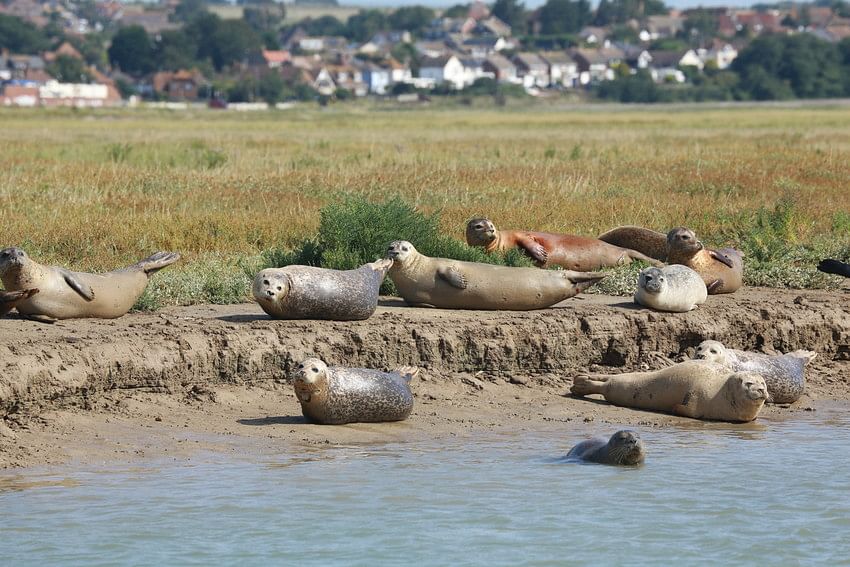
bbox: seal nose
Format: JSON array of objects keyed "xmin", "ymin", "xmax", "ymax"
[{"xmin": 267, "ymin": 290, "xmax": 275, "ymax": 297}]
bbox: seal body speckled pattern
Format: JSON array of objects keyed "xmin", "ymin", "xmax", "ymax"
[
  {"xmin": 254, "ymin": 260, "xmax": 390, "ymax": 321},
  {"xmin": 634, "ymin": 264, "xmax": 707, "ymax": 312},
  {"xmin": 297, "ymin": 366, "xmax": 414, "ymax": 425},
  {"xmin": 694, "ymin": 340, "xmax": 814, "ymax": 404},
  {"xmin": 565, "ymin": 430, "xmax": 645, "ymax": 466}
]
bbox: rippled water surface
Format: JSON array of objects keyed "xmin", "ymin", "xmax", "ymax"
[{"xmin": 3, "ymin": 405, "xmax": 850, "ymax": 565}]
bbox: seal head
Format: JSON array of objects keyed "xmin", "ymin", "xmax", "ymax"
[
  {"xmin": 694, "ymin": 340, "xmax": 727, "ymax": 364},
  {"xmin": 291, "ymin": 357, "xmax": 329, "ymax": 404},
  {"xmin": 639, "ymin": 267, "xmax": 665, "ymax": 294},
  {"xmin": 253, "ymin": 269, "xmax": 291, "ymax": 305},
  {"xmin": 465, "ymin": 218, "xmax": 498, "ymax": 247},
  {"xmin": 667, "ymin": 227, "xmax": 703, "ymax": 257},
  {"xmin": 386, "ymin": 240, "xmax": 416, "ymax": 263}
]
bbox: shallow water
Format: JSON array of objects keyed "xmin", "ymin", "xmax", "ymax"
[{"xmin": 3, "ymin": 405, "xmax": 850, "ymax": 565}]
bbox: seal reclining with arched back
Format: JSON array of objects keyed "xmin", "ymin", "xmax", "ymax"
[{"xmin": 0, "ymin": 247, "xmax": 180, "ymax": 322}]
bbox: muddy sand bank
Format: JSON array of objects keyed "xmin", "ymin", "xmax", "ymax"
[{"xmin": 1, "ymin": 287, "xmax": 848, "ymax": 469}]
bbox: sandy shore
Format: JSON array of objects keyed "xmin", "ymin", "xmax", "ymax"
[{"xmin": 1, "ymin": 287, "xmax": 848, "ymax": 469}]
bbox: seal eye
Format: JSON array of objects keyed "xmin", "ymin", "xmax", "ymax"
[
  {"xmin": 475, "ymin": 224, "xmax": 483, "ymax": 229},
  {"xmin": 311, "ymin": 367, "xmax": 318, "ymax": 372},
  {"xmin": 276, "ymin": 286, "xmax": 282, "ymax": 291},
  {"xmin": 263, "ymin": 279, "xmax": 269, "ymax": 285},
  {"xmin": 297, "ymin": 363, "xmax": 304, "ymax": 369},
  {"xmin": 402, "ymin": 246, "xmax": 409, "ymax": 251}
]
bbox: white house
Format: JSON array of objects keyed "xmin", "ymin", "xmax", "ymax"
[
  {"xmin": 540, "ymin": 51, "xmax": 579, "ymax": 88},
  {"xmin": 459, "ymin": 58, "xmax": 493, "ymax": 87},
  {"xmin": 419, "ymin": 55, "xmax": 465, "ymax": 89}
]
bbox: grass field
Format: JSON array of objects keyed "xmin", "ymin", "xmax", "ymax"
[{"xmin": 1, "ymin": 103, "xmax": 848, "ymax": 307}]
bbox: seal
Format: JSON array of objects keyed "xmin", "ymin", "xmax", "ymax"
[
  {"xmin": 564, "ymin": 430, "xmax": 645, "ymax": 466},
  {"xmin": 465, "ymin": 218, "xmax": 662, "ymax": 271},
  {"xmin": 570, "ymin": 360, "xmax": 768, "ymax": 422},
  {"xmin": 818, "ymin": 259, "xmax": 850, "ymax": 278},
  {"xmin": 385, "ymin": 240, "xmax": 605, "ymax": 310},
  {"xmin": 0, "ymin": 288, "xmax": 38, "ymax": 317},
  {"xmin": 694, "ymin": 340, "xmax": 815, "ymax": 404},
  {"xmin": 291, "ymin": 357, "xmax": 417, "ymax": 425},
  {"xmin": 0, "ymin": 247, "xmax": 180, "ymax": 322},
  {"xmin": 598, "ymin": 226, "xmax": 743, "ymax": 294},
  {"xmin": 634, "ymin": 264, "xmax": 707, "ymax": 312},
  {"xmin": 253, "ymin": 259, "xmax": 392, "ymax": 321}
]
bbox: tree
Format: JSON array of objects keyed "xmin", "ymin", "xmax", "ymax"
[
  {"xmin": 108, "ymin": 25, "xmax": 156, "ymax": 76},
  {"xmin": 596, "ymin": 69, "xmax": 666, "ymax": 102},
  {"xmin": 442, "ymin": 4, "xmax": 470, "ymax": 18},
  {"xmin": 595, "ymin": 0, "xmax": 668, "ymax": 25},
  {"xmin": 187, "ymin": 13, "xmax": 262, "ymax": 70},
  {"xmin": 681, "ymin": 9, "xmax": 718, "ymax": 47},
  {"xmin": 491, "ymin": 0, "xmax": 526, "ymax": 34},
  {"xmin": 155, "ymin": 29, "xmax": 199, "ymax": 71},
  {"xmin": 47, "ymin": 54, "xmax": 92, "ymax": 83},
  {"xmin": 0, "ymin": 14, "xmax": 51, "ymax": 53},
  {"xmin": 257, "ymin": 72, "xmax": 284, "ymax": 103},
  {"xmin": 300, "ymin": 16, "xmax": 347, "ymax": 36},
  {"xmin": 345, "ymin": 10, "xmax": 388, "ymax": 42},
  {"xmin": 173, "ymin": 0, "xmax": 209, "ymax": 24},
  {"xmin": 388, "ymin": 6, "xmax": 435, "ymax": 35},
  {"xmin": 538, "ymin": 0, "xmax": 591, "ymax": 35},
  {"xmin": 243, "ymin": 2, "xmax": 285, "ymax": 35}
]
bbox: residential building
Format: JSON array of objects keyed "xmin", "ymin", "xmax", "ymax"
[
  {"xmin": 483, "ymin": 54, "xmax": 518, "ymax": 83},
  {"xmin": 513, "ymin": 52, "xmax": 549, "ymax": 88},
  {"xmin": 540, "ymin": 51, "xmax": 578, "ymax": 88},
  {"xmin": 419, "ymin": 55, "xmax": 465, "ymax": 89}
]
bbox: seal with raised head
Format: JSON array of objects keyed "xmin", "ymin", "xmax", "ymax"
[
  {"xmin": 598, "ymin": 226, "xmax": 743, "ymax": 294},
  {"xmin": 818, "ymin": 259, "xmax": 850, "ymax": 278},
  {"xmin": 385, "ymin": 240, "xmax": 605, "ymax": 310},
  {"xmin": 694, "ymin": 340, "xmax": 815, "ymax": 404},
  {"xmin": 0, "ymin": 288, "xmax": 38, "ymax": 317},
  {"xmin": 0, "ymin": 247, "xmax": 180, "ymax": 322},
  {"xmin": 634, "ymin": 264, "xmax": 707, "ymax": 312},
  {"xmin": 291, "ymin": 357, "xmax": 416, "ymax": 425},
  {"xmin": 253, "ymin": 259, "xmax": 391, "ymax": 321},
  {"xmin": 465, "ymin": 218, "xmax": 662, "ymax": 271},
  {"xmin": 570, "ymin": 360, "xmax": 768, "ymax": 422},
  {"xmin": 564, "ymin": 430, "xmax": 645, "ymax": 466}
]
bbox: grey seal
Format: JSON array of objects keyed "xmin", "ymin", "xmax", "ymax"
[
  {"xmin": 634, "ymin": 264, "xmax": 707, "ymax": 312},
  {"xmin": 253, "ymin": 259, "xmax": 392, "ymax": 321},
  {"xmin": 694, "ymin": 340, "xmax": 816, "ymax": 404},
  {"xmin": 291, "ymin": 357, "xmax": 417, "ymax": 425},
  {"xmin": 565, "ymin": 430, "xmax": 646, "ymax": 466}
]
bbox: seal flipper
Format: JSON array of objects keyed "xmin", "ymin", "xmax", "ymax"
[
  {"xmin": 708, "ymin": 249, "xmax": 735, "ymax": 269},
  {"xmin": 515, "ymin": 234, "xmax": 549, "ymax": 265},
  {"xmin": 817, "ymin": 259, "xmax": 850, "ymax": 278},
  {"xmin": 25, "ymin": 313, "xmax": 57, "ymax": 324},
  {"xmin": 0, "ymin": 288, "xmax": 39, "ymax": 316},
  {"xmin": 131, "ymin": 252, "xmax": 181, "ymax": 275},
  {"xmin": 706, "ymin": 279, "xmax": 723, "ymax": 294},
  {"xmin": 438, "ymin": 266, "xmax": 468, "ymax": 289},
  {"xmin": 59, "ymin": 269, "xmax": 95, "ymax": 301},
  {"xmin": 565, "ymin": 271, "xmax": 606, "ymax": 293}
]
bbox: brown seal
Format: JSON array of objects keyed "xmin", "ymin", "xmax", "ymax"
[
  {"xmin": 0, "ymin": 289, "xmax": 39, "ymax": 317},
  {"xmin": 0, "ymin": 247, "xmax": 180, "ymax": 322},
  {"xmin": 570, "ymin": 360, "xmax": 768, "ymax": 422},
  {"xmin": 564, "ymin": 430, "xmax": 645, "ymax": 466},
  {"xmin": 466, "ymin": 218, "xmax": 662, "ymax": 271},
  {"xmin": 253, "ymin": 259, "xmax": 391, "ymax": 321},
  {"xmin": 598, "ymin": 226, "xmax": 743, "ymax": 294},
  {"xmin": 291, "ymin": 357, "xmax": 417, "ymax": 425},
  {"xmin": 386, "ymin": 240, "xmax": 605, "ymax": 310}
]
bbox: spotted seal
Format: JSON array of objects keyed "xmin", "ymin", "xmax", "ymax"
[
  {"xmin": 0, "ymin": 288, "xmax": 38, "ymax": 317},
  {"xmin": 694, "ymin": 340, "xmax": 815, "ymax": 404},
  {"xmin": 291, "ymin": 357, "xmax": 416, "ymax": 425},
  {"xmin": 465, "ymin": 218, "xmax": 662, "ymax": 271},
  {"xmin": 0, "ymin": 247, "xmax": 180, "ymax": 322},
  {"xmin": 571, "ymin": 360, "xmax": 768, "ymax": 422},
  {"xmin": 253, "ymin": 259, "xmax": 391, "ymax": 321},
  {"xmin": 564, "ymin": 430, "xmax": 645, "ymax": 466},
  {"xmin": 386, "ymin": 240, "xmax": 605, "ymax": 310},
  {"xmin": 634, "ymin": 264, "xmax": 707, "ymax": 312}
]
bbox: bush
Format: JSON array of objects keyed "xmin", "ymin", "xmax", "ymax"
[{"xmin": 260, "ymin": 196, "xmax": 533, "ymax": 294}]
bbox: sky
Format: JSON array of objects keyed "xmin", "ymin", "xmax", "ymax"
[{"xmin": 347, "ymin": 0, "xmax": 759, "ymax": 8}]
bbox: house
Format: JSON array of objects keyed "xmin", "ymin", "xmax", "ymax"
[
  {"xmin": 483, "ymin": 54, "xmax": 517, "ymax": 83},
  {"xmin": 415, "ymin": 40, "xmax": 451, "ymax": 58},
  {"xmin": 639, "ymin": 15, "xmax": 685, "ymax": 42},
  {"xmin": 578, "ymin": 26, "xmax": 609, "ymax": 45},
  {"xmin": 700, "ymin": 42, "xmax": 738, "ymax": 69},
  {"xmin": 44, "ymin": 42, "xmax": 84, "ymax": 63},
  {"xmin": 298, "ymin": 36, "xmax": 349, "ymax": 52},
  {"xmin": 477, "ymin": 16, "xmax": 512, "ymax": 37},
  {"xmin": 249, "ymin": 50, "xmax": 290, "ymax": 69},
  {"xmin": 646, "ymin": 52, "xmax": 687, "ymax": 83},
  {"xmin": 623, "ymin": 47, "xmax": 652, "ymax": 70},
  {"xmin": 459, "ymin": 58, "xmax": 493, "ymax": 87},
  {"xmin": 0, "ymin": 84, "xmax": 40, "ymax": 107},
  {"xmin": 39, "ymin": 80, "xmax": 122, "ymax": 107},
  {"xmin": 360, "ymin": 30, "xmax": 412, "ymax": 54},
  {"xmin": 385, "ymin": 57, "xmax": 412, "ymax": 84},
  {"xmin": 0, "ymin": 0, "xmax": 47, "ymax": 27},
  {"xmin": 152, "ymin": 69, "xmax": 206, "ymax": 101},
  {"xmin": 540, "ymin": 51, "xmax": 578, "ymax": 88},
  {"xmin": 327, "ymin": 63, "xmax": 367, "ymax": 97},
  {"xmin": 419, "ymin": 55, "xmax": 465, "ymax": 89},
  {"xmin": 118, "ymin": 7, "xmax": 177, "ymax": 34},
  {"xmin": 468, "ymin": 0, "xmax": 490, "ymax": 21},
  {"xmin": 357, "ymin": 61, "xmax": 392, "ymax": 95},
  {"xmin": 1, "ymin": 54, "xmax": 50, "ymax": 84},
  {"xmin": 461, "ymin": 36, "xmax": 508, "ymax": 59},
  {"xmin": 513, "ymin": 52, "xmax": 549, "ymax": 88},
  {"xmin": 570, "ymin": 47, "xmax": 625, "ymax": 84}
]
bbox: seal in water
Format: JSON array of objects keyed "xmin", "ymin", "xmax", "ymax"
[
  {"xmin": 385, "ymin": 240, "xmax": 605, "ymax": 310},
  {"xmin": 291, "ymin": 357, "xmax": 417, "ymax": 425},
  {"xmin": 634, "ymin": 264, "xmax": 707, "ymax": 312},
  {"xmin": 694, "ymin": 340, "xmax": 815, "ymax": 404},
  {"xmin": 598, "ymin": 226, "xmax": 743, "ymax": 294},
  {"xmin": 0, "ymin": 288, "xmax": 38, "ymax": 317},
  {"xmin": 564, "ymin": 430, "xmax": 645, "ymax": 466},
  {"xmin": 570, "ymin": 360, "xmax": 768, "ymax": 422},
  {"xmin": 253, "ymin": 259, "xmax": 392, "ymax": 321},
  {"xmin": 817, "ymin": 259, "xmax": 850, "ymax": 278},
  {"xmin": 0, "ymin": 247, "xmax": 180, "ymax": 322},
  {"xmin": 465, "ymin": 218, "xmax": 662, "ymax": 272}
]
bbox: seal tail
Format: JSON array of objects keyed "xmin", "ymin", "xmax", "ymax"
[
  {"xmin": 0, "ymin": 288, "xmax": 39, "ymax": 316},
  {"xmin": 788, "ymin": 350, "xmax": 817, "ymax": 365},
  {"xmin": 817, "ymin": 259, "xmax": 850, "ymax": 278},
  {"xmin": 570, "ymin": 375, "xmax": 607, "ymax": 396},
  {"xmin": 394, "ymin": 366, "xmax": 420, "ymax": 383},
  {"xmin": 598, "ymin": 226, "xmax": 668, "ymax": 262},
  {"xmin": 566, "ymin": 272, "xmax": 606, "ymax": 293},
  {"xmin": 132, "ymin": 252, "xmax": 181, "ymax": 275}
]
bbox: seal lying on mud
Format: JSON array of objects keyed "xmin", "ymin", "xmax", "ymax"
[
  {"xmin": 253, "ymin": 259, "xmax": 392, "ymax": 321},
  {"xmin": 818, "ymin": 259, "xmax": 850, "ymax": 278},
  {"xmin": 0, "ymin": 288, "xmax": 38, "ymax": 317},
  {"xmin": 598, "ymin": 226, "xmax": 743, "ymax": 294},
  {"xmin": 291, "ymin": 357, "xmax": 416, "ymax": 425},
  {"xmin": 634, "ymin": 265, "xmax": 707, "ymax": 312},
  {"xmin": 570, "ymin": 360, "xmax": 768, "ymax": 422},
  {"xmin": 385, "ymin": 240, "xmax": 605, "ymax": 310},
  {"xmin": 564, "ymin": 430, "xmax": 645, "ymax": 466},
  {"xmin": 694, "ymin": 340, "xmax": 815, "ymax": 404},
  {"xmin": 465, "ymin": 218, "xmax": 662, "ymax": 272},
  {"xmin": 0, "ymin": 247, "xmax": 180, "ymax": 322}
]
